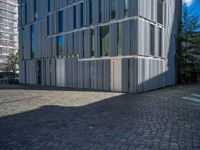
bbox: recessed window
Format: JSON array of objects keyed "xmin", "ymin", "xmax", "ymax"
[
  {"xmin": 57, "ymin": 36, "xmax": 63, "ymax": 56},
  {"xmin": 124, "ymin": 0, "xmax": 128, "ymax": 17},
  {"xmin": 110, "ymin": 0, "xmax": 116, "ymax": 20},
  {"xmin": 91, "ymin": 29, "xmax": 95, "ymax": 56},
  {"xmin": 89, "ymin": 0, "xmax": 92, "ymax": 25},
  {"xmin": 100, "ymin": 25, "xmax": 109, "ymax": 57},
  {"xmin": 34, "ymin": 0, "xmax": 37, "ymax": 20},
  {"xmin": 31, "ymin": 25, "xmax": 35, "ymax": 59},
  {"xmin": 58, "ymin": 10, "xmax": 64, "ymax": 33},
  {"xmin": 37, "ymin": 61, "xmax": 41, "ymax": 85},
  {"xmin": 150, "ymin": 24, "xmax": 155, "ymax": 56},
  {"xmin": 157, "ymin": 0, "xmax": 164, "ymax": 24},
  {"xmin": 22, "ymin": 28, "xmax": 25, "ymax": 59},
  {"xmin": 48, "ymin": 0, "xmax": 51, "ymax": 12},
  {"xmin": 117, "ymin": 23, "xmax": 123, "ymax": 55},
  {"xmin": 158, "ymin": 28, "xmax": 162, "ymax": 57},
  {"xmin": 25, "ymin": 3, "xmax": 27, "ymax": 24},
  {"xmin": 81, "ymin": 3, "xmax": 84, "ymax": 27},
  {"xmin": 99, "ymin": 0, "xmax": 101, "ymax": 22},
  {"xmin": 47, "ymin": 16, "xmax": 49, "ymax": 35},
  {"xmin": 74, "ymin": 6, "xmax": 77, "ymax": 29}
]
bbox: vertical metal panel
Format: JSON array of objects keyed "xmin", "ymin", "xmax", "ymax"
[
  {"xmin": 52, "ymin": 37, "xmax": 57, "ymax": 57},
  {"xmin": 24, "ymin": 26, "xmax": 31, "ymax": 59},
  {"xmin": 130, "ymin": 19, "xmax": 138, "ymax": 55},
  {"xmin": 19, "ymin": 0, "xmax": 180, "ymax": 93},
  {"xmin": 154, "ymin": 26, "xmax": 159, "ymax": 57},
  {"xmin": 122, "ymin": 20, "xmax": 130, "ymax": 56},
  {"xmin": 83, "ymin": 29, "xmax": 91, "ymax": 58},
  {"xmin": 50, "ymin": 58, "xmax": 56, "ymax": 86},
  {"xmin": 45, "ymin": 59, "xmax": 50, "ymax": 86},
  {"xmin": 72, "ymin": 57, "xmax": 78, "ymax": 88},
  {"xmin": 68, "ymin": 33, "xmax": 74, "ymax": 56},
  {"xmin": 78, "ymin": 60, "xmax": 84, "ymax": 88},
  {"xmin": 63, "ymin": 34, "xmax": 68, "ymax": 56},
  {"xmin": 128, "ymin": 0, "xmax": 138, "ymax": 17},
  {"xmin": 97, "ymin": 60, "xmax": 103, "ymax": 90},
  {"xmin": 116, "ymin": 0, "xmax": 125, "ymax": 19},
  {"xmin": 84, "ymin": 0, "xmax": 89, "ymax": 27},
  {"xmin": 65, "ymin": 58, "xmax": 69, "ymax": 87},
  {"xmin": 109, "ymin": 23, "xmax": 117, "ymax": 56},
  {"xmin": 131, "ymin": 58, "xmax": 138, "ymax": 93},
  {"xmin": 41, "ymin": 59, "xmax": 46, "ymax": 85},
  {"xmin": 103, "ymin": 59, "xmax": 110, "ymax": 91},
  {"xmin": 92, "ymin": 0, "xmax": 100, "ymax": 25},
  {"xmin": 122, "ymin": 58, "xmax": 128, "ymax": 92},
  {"xmin": 94, "ymin": 26, "xmax": 100, "ymax": 57}
]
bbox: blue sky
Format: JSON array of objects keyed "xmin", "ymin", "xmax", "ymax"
[{"xmin": 183, "ymin": 0, "xmax": 200, "ymax": 14}]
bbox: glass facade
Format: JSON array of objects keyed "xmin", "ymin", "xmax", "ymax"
[
  {"xmin": 81, "ymin": 3, "xmax": 84, "ymax": 27},
  {"xmin": 57, "ymin": 36, "xmax": 63, "ymax": 56},
  {"xmin": 91, "ymin": 29, "xmax": 95, "ymax": 56},
  {"xmin": 34, "ymin": 0, "xmax": 37, "ymax": 20},
  {"xmin": 48, "ymin": 0, "xmax": 51, "ymax": 12},
  {"xmin": 74, "ymin": 6, "xmax": 77, "ymax": 29},
  {"xmin": 37, "ymin": 60, "xmax": 41, "ymax": 85},
  {"xmin": 0, "ymin": 0, "xmax": 18, "ymax": 71},
  {"xmin": 150, "ymin": 24, "xmax": 155, "ymax": 56},
  {"xmin": 157, "ymin": 0, "xmax": 164, "ymax": 24},
  {"xmin": 159, "ymin": 28, "xmax": 162, "ymax": 57},
  {"xmin": 124, "ymin": 0, "xmax": 128, "ymax": 17},
  {"xmin": 117, "ymin": 23, "xmax": 123, "ymax": 55},
  {"xmin": 47, "ymin": 16, "xmax": 49, "ymax": 35},
  {"xmin": 89, "ymin": 0, "xmax": 92, "ymax": 25},
  {"xmin": 100, "ymin": 25, "xmax": 109, "ymax": 57},
  {"xmin": 18, "ymin": 0, "xmax": 180, "ymax": 94},
  {"xmin": 25, "ymin": 3, "xmax": 27, "ymax": 24},
  {"xmin": 58, "ymin": 10, "xmax": 64, "ymax": 33},
  {"xmin": 31, "ymin": 25, "xmax": 35, "ymax": 59},
  {"xmin": 110, "ymin": 0, "xmax": 116, "ymax": 20}
]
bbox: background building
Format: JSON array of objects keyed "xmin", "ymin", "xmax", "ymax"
[
  {"xmin": 0, "ymin": 0, "xmax": 18, "ymax": 74},
  {"xmin": 19, "ymin": 0, "xmax": 181, "ymax": 93}
]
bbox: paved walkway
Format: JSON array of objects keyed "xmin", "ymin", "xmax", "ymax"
[{"xmin": 0, "ymin": 85, "xmax": 200, "ymax": 150}]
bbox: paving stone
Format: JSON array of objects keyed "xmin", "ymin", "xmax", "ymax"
[{"xmin": 0, "ymin": 85, "xmax": 200, "ymax": 150}]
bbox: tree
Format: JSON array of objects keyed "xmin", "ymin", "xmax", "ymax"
[
  {"xmin": 176, "ymin": 5, "xmax": 200, "ymax": 83},
  {"xmin": 3, "ymin": 52, "xmax": 19, "ymax": 74}
]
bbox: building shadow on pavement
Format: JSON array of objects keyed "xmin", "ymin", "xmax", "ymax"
[{"xmin": 0, "ymin": 92, "xmax": 200, "ymax": 150}]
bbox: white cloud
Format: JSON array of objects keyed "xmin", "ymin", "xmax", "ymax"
[{"xmin": 183, "ymin": 0, "xmax": 193, "ymax": 6}]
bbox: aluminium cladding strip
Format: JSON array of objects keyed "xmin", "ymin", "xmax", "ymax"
[
  {"xmin": 19, "ymin": 0, "xmax": 180, "ymax": 92},
  {"xmin": 19, "ymin": 56, "xmax": 168, "ymax": 93},
  {"xmin": 20, "ymin": 18, "xmax": 165, "ymax": 60}
]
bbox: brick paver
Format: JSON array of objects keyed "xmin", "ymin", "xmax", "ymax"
[{"xmin": 0, "ymin": 85, "xmax": 200, "ymax": 150}]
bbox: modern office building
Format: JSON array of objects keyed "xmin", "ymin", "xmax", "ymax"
[
  {"xmin": 19, "ymin": 0, "xmax": 181, "ymax": 93},
  {"xmin": 0, "ymin": 0, "xmax": 18, "ymax": 73}
]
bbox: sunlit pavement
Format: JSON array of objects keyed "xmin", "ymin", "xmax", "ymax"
[{"xmin": 0, "ymin": 85, "xmax": 200, "ymax": 150}]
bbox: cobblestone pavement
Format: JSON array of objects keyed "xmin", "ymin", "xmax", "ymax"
[{"xmin": 0, "ymin": 85, "xmax": 200, "ymax": 150}]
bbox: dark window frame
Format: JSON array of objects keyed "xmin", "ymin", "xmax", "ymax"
[
  {"xmin": 47, "ymin": 15, "xmax": 49, "ymax": 35},
  {"xmin": 30, "ymin": 24, "xmax": 35, "ymax": 59},
  {"xmin": 157, "ymin": 0, "xmax": 164, "ymax": 24},
  {"xmin": 150, "ymin": 24, "xmax": 155, "ymax": 56},
  {"xmin": 91, "ymin": 29, "xmax": 95, "ymax": 57},
  {"xmin": 158, "ymin": 27, "xmax": 162, "ymax": 57},
  {"xmin": 58, "ymin": 10, "xmax": 64, "ymax": 33}
]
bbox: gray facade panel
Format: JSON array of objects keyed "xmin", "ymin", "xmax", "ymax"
[{"xmin": 19, "ymin": 0, "xmax": 181, "ymax": 93}]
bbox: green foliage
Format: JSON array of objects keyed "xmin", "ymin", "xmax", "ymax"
[
  {"xmin": 4, "ymin": 52, "xmax": 19, "ymax": 74},
  {"xmin": 176, "ymin": 5, "xmax": 200, "ymax": 83}
]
